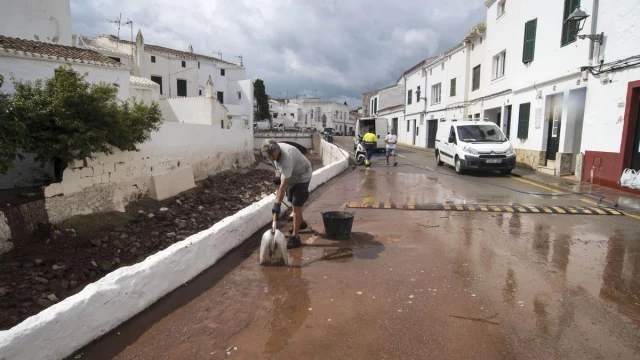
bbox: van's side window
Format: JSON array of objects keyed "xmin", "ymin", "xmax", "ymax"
[{"xmin": 449, "ymin": 127, "xmax": 456, "ymax": 144}]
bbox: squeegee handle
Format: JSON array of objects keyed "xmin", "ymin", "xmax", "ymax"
[{"xmin": 272, "ymin": 213, "xmax": 277, "ymax": 233}]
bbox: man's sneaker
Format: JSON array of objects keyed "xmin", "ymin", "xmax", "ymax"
[
  {"xmin": 287, "ymin": 236, "xmax": 302, "ymax": 249},
  {"xmin": 288, "ymin": 221, "xmax": 309, "ymax": 234},
  {"xmin": 393, "ymin": 162, "xmax": 398, "ymax": 166}
]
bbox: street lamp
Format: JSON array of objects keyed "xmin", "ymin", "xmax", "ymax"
[{"xmin": 565, "ymin": 6, "xmax": 604, "ymax": 44}]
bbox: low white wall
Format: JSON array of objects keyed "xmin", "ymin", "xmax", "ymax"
[
  {"xmin": 0, "ymin": 139, "xmax": 348, "ymax": 360},
  {"xmin": 44, "ymin": 122, "xmax": 254, "ymax": 223},
  {"xmin": 0, "ymin": 152, "xmax": 54, "ymax": 190}
]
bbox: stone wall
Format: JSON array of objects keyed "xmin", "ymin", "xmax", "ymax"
[
  {"xmin": 44, "ymin": 122, "xmax": 254, "ymax": 223},
  {"xmin": 515, "ymin": 149, "xmax": 546, "ymax": 170}
]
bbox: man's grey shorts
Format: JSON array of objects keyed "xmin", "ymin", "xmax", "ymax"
[
  {"xmin": 386, "ymin": 148, "xmax": 397, "ymax": 156},
  {"xmin": 286, "ymin": 181, "xmax": 310, "ymax": 207}
]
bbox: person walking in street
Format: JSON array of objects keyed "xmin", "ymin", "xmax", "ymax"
[
  {"xmin": 385, "ymin": 129, "xmax": 398, "ymax": 166},
  {"xmin": 362, "ymin": 128, "xmax": 377, "ymax": 168},
  {"xmin": 261, "ymin": 139, "xmax": 313, "ymax": 249}
]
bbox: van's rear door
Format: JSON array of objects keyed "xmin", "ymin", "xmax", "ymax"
[{"xmin": 376, "ymin": 118, "xmax": 389, "ymax": 148}]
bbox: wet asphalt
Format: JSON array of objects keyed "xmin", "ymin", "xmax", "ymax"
[{"xmin": 75, "ymin": 137, "xmax": 640, "ymax": 360}]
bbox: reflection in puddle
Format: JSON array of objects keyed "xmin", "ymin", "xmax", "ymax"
[
  {"xmin": 502, "ymin": 268, "xmax": 517, "ymax": 307},
  {"xmin": 533, "ymin": 223, "xmax": 550, "ymax": 261},
  {"xmin": 552, "ymin": 234, "xmax": 571, "ymax": 274},
  {"xmin": 533, "ymin": 296, "xmax": 549, "ymax": 337},
  {"xmin": 600, "ymin": 231, "xmax": 640, "ymax": 323},
  {"xmin": 509, "ymin": 213, "xmax": 521, "ymax": 238}
]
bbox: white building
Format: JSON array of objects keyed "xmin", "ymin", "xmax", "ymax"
[
  {"xmin": 0, "ymin": 0, "xmax": 72, "ymax": 46},
  {"xmin": 578, "ymin": 0, "xmax": 640, "ymax": 189},
  {"xmin": 76, "ymin": 31, "xmax": 253, "ymax": 124},
  {"xmin": 398, "ymin": 57, "xmax": 438, "ymax": 147},
  {"xmin": 269, "ymin": 99, "xmax": 301, "ymax": 127},
  {"xmin": 289, "ymin": 98, "xmax": 350, "ymax": 133}
]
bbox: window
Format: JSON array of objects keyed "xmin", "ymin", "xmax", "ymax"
[
  {"xmin": 457, "ymin": 124, "xmax": 507, "ymax": 143},
  {"xmin": 221, "ymin": 120, "xmax": 224, "ymax": 129},
  {"xmin": 492, "ymin": 51, "xmax": 506, "ymax": 79},
  {"xmin": 305, "ymin": 114, "xmax": 308, "ymax": 121},
  {"xmin": 273, "ymin": 113, "xmax": 278, "ymax": 118},
  {"xmin": 177, "ymin": 79, "xmax": 187, "ymax": 97},
  {"xmin": 472, "ymin": 43, "xmax": 475, "ymax": 51},
  {"xmin": 181, "ymin": 61, "xmax": 186, "ymax": 68},
  {"xmin": 108, "ymin": 56, "xmax": 121, "ymax": 63},
  {"xmin": 151, "ymin": 56, "xmax": 156, "ymax": 63},
  {"xmin": 407, "ymin": 120, "xmax": 410, "ymax": 132},
  {"xmin": 450, "ymin": 78, "xmax": 457, "ymax": 97},
  {"xmin": 416, "ymin": 86, "xmax": 421, "ymax": 102},
  {"xmin": 497, "ymin": 0, "xmax": 506, "ymax": 18},
  {"xmin": 220, "ymin": 69, "xmax": 226, "ymax": 76},
  {"xmin": 523, "ymin": 19, "xmax": 537, "ymax": 63},
  {"xmin": 290, "ymin": 113, "xmax": 294, "ymax": 117},
  {"xmin": 374, "ymin": 98, "xmax": 378, "ymax": 113},
  {"xmin": 472, "ymin": 65, "xmax": 481, "ymax": 91},
  {"xmin": 151, "ymin": 75, "xmax": 163, "ymax": 95},
  {"xmin": 199, "ymin": 90, "xmax": 202, "ymax": 96},
  {"xmin": 335, "ymin": 111, "xmax": 339, "ymax": 118},
  {"xmin": 517, "ymin": 103, "xmax": 531, "ymax": 139},
  {"xmin": 198, "ymin": 61, "xmax": 200, "ymax": 69},
  {"xmin": 431, "ymin": 83, "xmax": 442, "ymax": 105},
  {"xmin": 448, "ymin": 127, "xmax": 456, "ymax": 143},
  {"xmin": 562, "ymin": 0, "xmax": 580, "ymax": 46},
  {"xmin": 237, "ymin": 91, "xmax": 242, "ymax": 99},
  {"xmin": 217, "ymin": 91, "xmax": 224, "ymax": 103},
  {"xmin": 311, "ymin": 109, "xmax": 314, "ymax": 119},
  {"xmin": 407, "ymin": 90, "xmax": 413, "ymax": 105}
]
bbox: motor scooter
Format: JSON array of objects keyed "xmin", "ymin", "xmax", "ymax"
[{"xmin": 355, "ymin": 139, "xmax": 366, "ymax": 165}]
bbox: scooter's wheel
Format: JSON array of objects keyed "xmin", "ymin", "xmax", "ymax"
[{"xmin": 356, "ymin": 154, "xmax": 365, "ymax": 165}]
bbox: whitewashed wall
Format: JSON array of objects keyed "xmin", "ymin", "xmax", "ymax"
[
  {"xmin": 44, "ymin": 123, "xmax": 253, "ymax": 223},
  {"xmin": 581, "ymin": 0, "xmax": 640, "ymax": 154},
  {"xmin": 159, "ymin": 96, "xmax": 228, "ymax": 126},
  {"xmin": 0, "ymin": 0, "xmax": 72, "ymax": 45},
  {"xmin": 145, "ymin": 53, "xmax": 199, "ymax": 98}
]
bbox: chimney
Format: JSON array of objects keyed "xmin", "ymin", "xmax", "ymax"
[
  {"xmin": 134, "ymin": 29, "xmax": 148, "ymax": 78},
  {"xmin": 205, "ymin": 75, "xmax": 214, "ymax": 98},
  {"xmin": 188, "ymin": 45, "xmax": 193, "ymax": 53}
]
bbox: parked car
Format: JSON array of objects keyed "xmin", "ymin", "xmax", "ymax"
[
  {"xmin": 435, "ymin": 119, "xmax": 516, "ymax": 175},
  {"xmin": 334, "ymin": 131, "xmax": 343, "ymax": 136}
]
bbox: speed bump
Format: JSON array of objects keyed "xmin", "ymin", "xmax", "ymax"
[{"xmin": 345, "ymin": 202, "xmax": 623, "ymax": 215}]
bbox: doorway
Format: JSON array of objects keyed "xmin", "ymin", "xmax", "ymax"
[
  {"xmin": 546, "ymin": 106, "xmax": 562, "ymax": 161},
  {"xmin": 412, "ymin": 120, "xmax": 417, "ymax": 145},
  {"xmin": 632, "ymin": 96, "xmax": 640, "ymax": 170},
  {"xmin": 427, "ymin": 120, "xmax": 438, "ymax": 148},
  {"xmin": 504, "ymin": 105, "xmax": 512, "ymax": 139},
  {"xmin": 496, "ymin": 112, "xmax": 502, "ymax": 128}
]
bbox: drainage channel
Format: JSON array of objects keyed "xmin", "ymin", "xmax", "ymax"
[{"xmin": 345, "ymin": 202, "xmax": 623, "ymax": 215}]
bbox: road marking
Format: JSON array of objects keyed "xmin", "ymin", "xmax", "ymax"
[
  {"xmin": 509, "ymin": 175, "xmax": 640, "ymax": 220},
  {"xmin": 345, "ymin": 202, "xmax": 623, "ymax": 215}
]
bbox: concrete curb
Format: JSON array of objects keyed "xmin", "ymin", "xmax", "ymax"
[
  {"xmin": 0, "ymin": 140, "xmax": 349, "ymax": 360},
  {"xmin": 397, "ymin": 143, "xmax": 435, "ymax": 154}
]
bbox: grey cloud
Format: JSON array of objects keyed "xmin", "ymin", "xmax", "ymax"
[{"xmin": 71, "ymin": 0, "xmax": 485, "ymax": 108}]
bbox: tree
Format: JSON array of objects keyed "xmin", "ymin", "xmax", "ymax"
[
  {"xmin": 0, "ymin": 74, "xmax": 27, "ymax": 174},
  {"xmin": 253, "ymin": 79, "xmax": 271, "ymax": 128},
  {"xmin": 7, "ymin": 65, "xmax": 162, "ymax": 181}
]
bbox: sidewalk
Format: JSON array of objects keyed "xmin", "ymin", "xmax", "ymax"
[
  {"xmin": 397, "ymin": 143, "xmax": 435, "ymax": 154},
  {"xmin": 511, "ymin": 167, "xmax": 640, "ymax": 212}
]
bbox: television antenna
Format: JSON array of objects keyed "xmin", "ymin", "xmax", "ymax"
[{"xmin": 107, "ymin": 13, "xmax": 133, "ymax": 52}]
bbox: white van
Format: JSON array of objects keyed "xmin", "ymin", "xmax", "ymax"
[
  {"xmin": 353, "ymin": 116, "xmax": 390, "ymax": 150},
  {"xmin": 435, "ymin": 119, "xmax": 516, "ymax": 175}
]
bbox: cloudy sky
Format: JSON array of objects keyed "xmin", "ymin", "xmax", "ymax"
[{"xmin": 71, "ymin": 0, "xmax": 486, "ymax": 108}]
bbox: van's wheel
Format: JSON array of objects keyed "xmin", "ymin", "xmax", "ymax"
[
  {"xmin": 500, "ymin": 169, "xmax": 512, "ymax": 175},
  {"xmin": 455, "ymin": 156, "xmax": 464, "ymax": 174},
  {"xmin": 436, "ymin": 151, "xmax": 444, "ymax": 166}
]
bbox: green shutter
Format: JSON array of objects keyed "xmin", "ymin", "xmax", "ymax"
[
  {"xmin": 522, "ymin": 19, "xmax": 537, "ymax": 63},
  {"xmin": 561, "ymin": 0, "xmax": 580, "ymax": 46},
  {"xmin": 517, "ymin": 103, "xmax": 531, "ymax": 139},
  {"xmin": 450, "ymin": 78, "xmax": 456, "ymax": 96}
]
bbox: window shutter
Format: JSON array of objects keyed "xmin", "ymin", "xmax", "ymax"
[
  {"xmin": 523, "ymin": 19, "xmax": 537, "ymax": 63},
  {"xmin": 517, "ymin": 103, "xmax": 531, "ymax": 139},
  {"xmin": 562, "ymin": 0, "xmax": 580, "ymax": 46}
]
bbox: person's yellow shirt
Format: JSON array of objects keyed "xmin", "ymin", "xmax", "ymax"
[{"xmin": 363, "ymin": 133, "xmax": 377, "ymax": 143}]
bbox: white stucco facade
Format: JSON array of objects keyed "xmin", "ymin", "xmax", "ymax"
[
  {"xmin": 289, "ymin": 98, "xmax": 349, "ymax": 131},
  {"xmin": 0, "ymin": 0, "xmax": 72, "ymax": 46}
]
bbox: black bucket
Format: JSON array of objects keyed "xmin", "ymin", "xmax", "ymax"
[{"xmin": 321, "ymin": 211, "xmax": 355, "ymax": 240}]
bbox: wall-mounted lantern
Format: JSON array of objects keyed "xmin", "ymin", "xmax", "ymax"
[{"xmin": 565, "ymin": 6, "xmax": 604, "ymax": 44}]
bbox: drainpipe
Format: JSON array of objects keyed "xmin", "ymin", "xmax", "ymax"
[{"xmin": 589, "ymin": 0, "xmax": 600, "ymax": 63}]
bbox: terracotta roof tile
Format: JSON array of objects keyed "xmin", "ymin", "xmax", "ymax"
[{"xmin": 0, "ymin": 35, "xmax": 124, "ymax": 67}]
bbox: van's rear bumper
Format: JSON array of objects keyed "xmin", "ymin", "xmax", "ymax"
[{"xmin": 461, "ymin": 155, "xmax": 516, "ymax": 170}]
